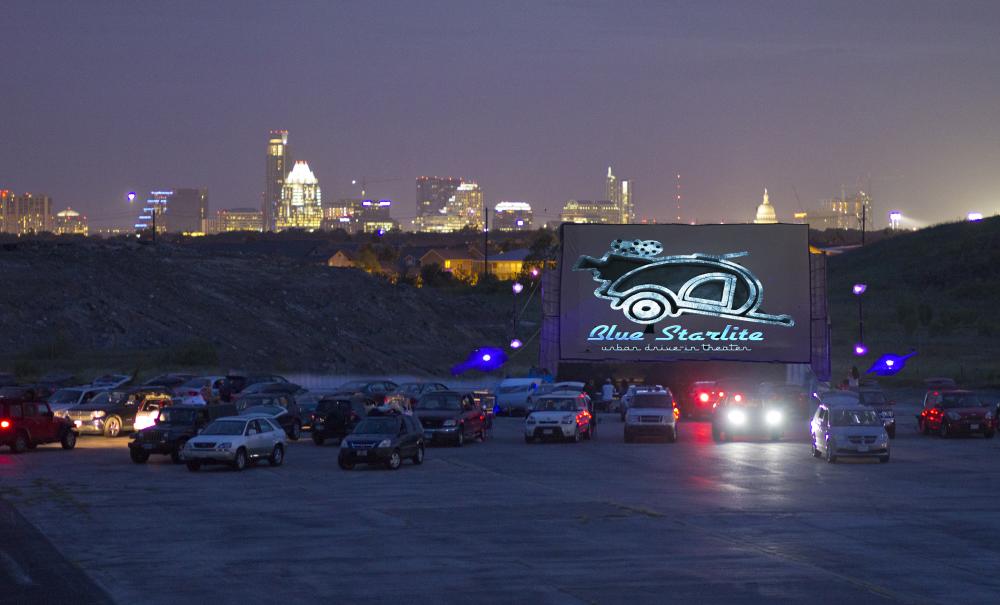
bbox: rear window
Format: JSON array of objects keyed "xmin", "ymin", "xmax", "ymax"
[
  {"xmin": 940, "ymin": 394, "xmax": 985, "ymax": 408},
  {"xmin": 633, "ymin": 394, "xmax": 673, "ymax": 408}
]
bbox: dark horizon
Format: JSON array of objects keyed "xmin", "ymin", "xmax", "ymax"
[{"xmin": 4, "ymin": 0, "xmax": 1000, "ymax": 228}]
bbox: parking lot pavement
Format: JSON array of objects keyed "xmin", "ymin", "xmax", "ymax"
[{"xmin": 2, "ymin": 411, "xmax": 999, "ymax": 605}]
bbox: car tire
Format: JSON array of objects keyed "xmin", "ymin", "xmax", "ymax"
[
  {"xmin": 939, "ymin": 422, "xmax": 950, "ymax": 438},
  {"xmin": 770, "ymin": 432, "xmax": 782, "ymax": 442},
  {"xmin": 338, "ymin": 457, "xmax": 354, "ymax": 470},
  {"xmin": 103, "ymin": 416, "xmax": 122, "ymax": 438},
  {"xmin": 825, "ymin": 441, "xmax": 837, "ymax": 464},
  {"xmin": 984, "ymin": 430, "xmax": 995, "ymax": 439},
  {"xmin": 918, "ymin": 419, "xmax": 928, "ymax": 435},
  {"xmin": 386, "ymin": 449, "xmax": 402, "ymax": 470},
  {"xmin": 412, "ymin": 445, "xmax": 425, "ymax": 465},
  {"xmin": 289, "ymin": 421, "xmax": 301, "ymax": 441},
  {"xmin": 12, "ymin": 431, "xmax": 28, "ymax": 454},
  {"xmin": 129, "ymin": 448, "xmax": 149, "ymax": 464},
  {"xmin": 454, "ymin": 430, "xmax": 464, "ymax": 448},
  {"xmin": 269, "ymin": 444, "xmax": 284, "ymax": 466},
  {"xmin": 186, "ymin": 461, "xmax": 201, "ymax": 472},
  {"xmin": 524, "ymin": 436, "xmax": 534, "ymax": 444},
  {"xmin": 879, "ymin": 453, "xmax": 890, "ymax": 463},
  {"xmin": 711, "ymin": 425, "xmax": 722, "ymax": 443},
  {"xmin": 477, "ymin": 428, "xmax": 486, "ymax": 442},
  {"xmin": 572, "ymin": 430, "xmax": 582, "ymax": 443},
  {"xmin": 232, "ymin": 448, "xmax": 248, "ymax": 471},
  {"xmin": 312, "ymin": 433, "xmax": 325, "ymax": 446},
  {"xmin": 887, "ymin": 425, "xmax": 896, "ymax": 439},
  {"xmin": 170, "ymin": 450, "xmax": 183, "ymax": 464},
  {"xmin": 60, "ymin": 430, "xmax": 77, "ymax": 450},
  {"xmin": 811, "ymin": 440, "xmax": 821, "ymax": 458},
  {"xmin": 665, "ymin": 426, "xmax": 677, "ymax": 443}
]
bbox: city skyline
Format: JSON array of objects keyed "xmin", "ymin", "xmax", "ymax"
[{"xmin": 4, "ymin": 1, "xmax": 1000, "ymax": 227}]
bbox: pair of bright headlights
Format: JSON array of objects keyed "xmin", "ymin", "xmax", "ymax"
[{"xmin": 726, "ymin": 409, "xmax": 782, "ymax": 426}]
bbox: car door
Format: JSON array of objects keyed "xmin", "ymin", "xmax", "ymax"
[
  {"xmin": 400, "ymin": 416, "xmax": 418, "ymax": 456},
  {"xmin": 34, "ymin": 402, "xmax": 57, "ymax": 442},
  {"xmin": 245, "ymin": 420, "xmax": 265, "ymax": 456},
  {"xmin": 255, "ymin": 419, "xmax": 277, "ymax": 454},
  {"xmin": 810, "ymin": 407, "xmax": 824, "ymax": 451},
  {"xmin": 461, "ymin": 396, "xmax": 481, "ymax": 438}
]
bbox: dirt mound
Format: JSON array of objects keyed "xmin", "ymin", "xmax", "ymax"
[{"xmin": 0, "ymin": 239, "xmax": 510, "ymax": 375}]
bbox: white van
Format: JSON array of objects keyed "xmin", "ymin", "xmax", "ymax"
[{"xmin": 495, "ymin": 378, "xmax": 542, "ymax": 416}]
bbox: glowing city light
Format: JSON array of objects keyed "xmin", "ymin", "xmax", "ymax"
[
  {"xmin": 866, "ymin": 351, "xmax": 916, "ymax": 376},
  {"xmin": 852, "ymin": 283, "xmax": 867, "ymax": 296},
  {"xmin": 512, "ymin": 282, "xmax": 524, "ymax": 294},
  {"xmin": 127, "ymin": 192, "xmax": 136, "ymax": 202},
  {"xmin": 854, "ymin": 343, "xmax": 868, "ymax": 356},
  {"xmin": 509, "ymin": 339, "xmax": 523, "ymax": 349},
  {"xmin": 530, "ymin": 268, "xmax": 540, "ymax": 278}
]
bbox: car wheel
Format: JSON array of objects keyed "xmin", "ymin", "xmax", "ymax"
[
  {"xmin": 665, "ymin": 426, "xmax": 677, "ymax": 443},
  {"xmin": 129, "ymin": 448, "xmax": 149, "ymax": 464},
  {"xmin": 879, "ymin": 453, "xmax": 890, "ymax": 463},
  {"xmin": 312, "ymin": 433, "xmax": 325, "ymax": 446},
  {"xmin": 984, "ymin": 430, "xmax": 995, "ymax": 440},
  {"xmin": 811, "ymin": 437, "xmax": 821, "ymax": 458},
  {"xmin": 825, "ymin": 441, "xmax": 837, "ymax": 463},
  {"xmin": 477, "ymin": 428, "xmax": 486, "ymax": 442},
  {"xmin": 454, "ymin": 430, "xmax": 464, "ymax": 447},
  {"xmin": 269, "ymin": 444, "xmax": 284, "ymax": 466},
  {"xmin": 770, "ymin": 432, "xmax": 781, "ymax": 442},
  {"xmin": 386, "ymin": 449, "xmax": 402, "ymax": 470},
  {"xmin": 186, "ymin": 461, "xmax": 201, "ymax": 472},
  {"xmin": 289, "ymin": 421, "xmax": 301, "ymax": 441},
  {"xmin": 12, "ymin": 431, "xmax": 28, "ymax": 454},
  {"xmin": 233, "ymin": 448, "xmax": 248, "ymax": 471},
  {"xmin": 170, "ymin": 450, "xmax": 183, "ymax": 464},
  {"xmin": 412, "ymin": 446, "xmax": 425, "ymax": 465},
  {"xmin": 524, "ymin": 436, "xmax": 534, "ymax": 444},
  {"xmin": 887, "ymin": 425, "xmax": 896, "ymax": 439},
  {"xmin": 60, "ymin": 430, "xmax": 77, "ymax": 450},
  {"xmin": 103, "ymin": 416, "xmax": 122, "ymax": 438},
  {"xmin": 939, "ymin": 422, "xmax": 950, "ymax": 438},
  {"xmin": 918, "ymin": 419, "xmax": 928, "ymax": 435},
  {"xmin": 338, "ymin": 457, "xmax": 354, "ymax": 470},
  {"xmin": 711, "ymin": 425, "xmax": 722, "ymax": 443}
]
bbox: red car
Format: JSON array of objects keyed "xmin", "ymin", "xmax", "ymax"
[
  {"xmin": 917, "ymin": 390, "xmax": 996, "ymax": 438},
  {"xmin": 1, "ymin": 398, "xmax": 78, "ymax": 453}
]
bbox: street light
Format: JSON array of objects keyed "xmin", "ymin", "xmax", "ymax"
[
  {"xmin": 512, "ymin": 282, "xmax": 524, "ymax": 294},
  {"xmin": 854, "ymin": 343, "xmax": 868, "ymax": 356},
  {"xmin": 853, "ymin": 283, "xmax": 866, "ymax": 356},
  {"xmin": 530, "ymin": 267, "xmax": 540, "ymax": 278},
  {"xmin": 510, "ymin": 339, "xmax": 523, "ymax": 349}
]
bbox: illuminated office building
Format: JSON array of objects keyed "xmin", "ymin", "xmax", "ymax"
[
  {"xmin": 54, "ymin": 207, "xmax": 88, "ymax": 235},
  {"xmin": 277, "ymin": 161, "xmax": 322, "ymax": 230},
  {"xmin": 493, "ymin": 202, "xmax": 533, "ymax": 231},
  {"xmin": 265, "ymin": 130, "xmax": 291, "ymax": 231},
  {"xmin": 560, "ymin": 199, "xmax": 621, "ymax": 224},
  {"xmin": 416, "ymin": 176, "xmax": 462, "ymax": 218},
  {"xmin": 0, "ymin": 191, "xmax": 52, "ymax": 235},
  {"xmin": 606, "ymin": 166, "xmax": 635, "ymax": 223}
]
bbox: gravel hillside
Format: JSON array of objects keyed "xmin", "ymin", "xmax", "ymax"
[{"xmin": 0, "ymin": 239, "xmax": 511, "ymax": 375}]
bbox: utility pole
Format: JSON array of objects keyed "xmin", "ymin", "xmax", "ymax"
[
  {"xmin": 861, "ymin": 201, "xmax": 867, "ymax": 246},
  {"xmin": 482, "ymin": 204, "xmax": 489, "ymax": 283}
]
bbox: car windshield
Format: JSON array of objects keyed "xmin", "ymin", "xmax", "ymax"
[
  {"xmin": 236, "ymin": 396, "xmax": 284, "ymax": 410},
  {"xmin": 417, "ymin": 393, "xmax": 462, "ymax": 410},
  {"xmin": 831, "ymin": 409, "xmax": 881, "ymax": 427},
  {"xmin": 158, "ymin": 408, "xmax": 197, "ymax": 424},
  {"xmin": 860, "ymin": 391, "xmax": 889, "ymax": 405},
  {"xmin": 49, "ymin": 389, "xmax": 82, "ymax": 404},
  {"xmin": 240, "ymin": 405, "xmax": 283, "ymax": 417},
  {"xmin": 317, "ymin": 400, "xmax": 352, "ymax": 414},
  {"xmin": 338, "ymin": 381, "xmax": 369, "ymax": 391},
  {"xmin": 354, "ymin": 418, "xmax": 401, "ymax": 434},
  {"xmin": 632, "ymin": 394, "xmax": 672, "ymax": 408},
  {"xmin": 202, "ymin": 420, "xmax": 246, "ymax": 435},
  {"xmin": 298, "ymin": 401, "xmax": 318, "ymax": 413},
  {"xmin": 535, "ymin": 398, "xmax": 579, "ymax": 412},
  {"xmin": 940, "ymin": 394, "xmax": 985, "ymax": 408},
  {"xmin": 398, "ymin": 383, "xmax": 423, "ymax": 395}
]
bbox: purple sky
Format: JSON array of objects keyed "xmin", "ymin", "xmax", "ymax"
[{"xmin": 4, "ymin": 0, "xmax": 1000, "ymax": 227}]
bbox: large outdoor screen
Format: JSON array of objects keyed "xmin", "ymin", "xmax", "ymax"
[{"xmin": 559, "ymin": 223, "xmax": 811, "ymax": 363}]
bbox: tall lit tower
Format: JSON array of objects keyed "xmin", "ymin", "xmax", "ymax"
[
  {"xmin": 277, "ymin": 161, "xmax": 322, "ymax": 231},
  {"xmin": 265, "ymin": 130, "xmax": 291, "ymax": 232},
  {"xmin": 606, "ymin": 166, "xmax": 635, "ymax": 224}
]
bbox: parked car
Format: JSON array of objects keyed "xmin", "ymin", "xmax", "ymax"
[
  {"xmin": 682, "ymin": 380, "xmax": 724, "ymax": 419},
  {"xmin": 394, "ymin": 382, "xmax": 450, "ymax": 407},
  {"xmin": 711, "ymin": 389, "xmax": 787, "ymax": 442},
  {"xmin": 619, "ymin": 384, "xmax": 666, "ymax": 421},
  {"xmin": 48, "ymin": 386, "xmax": 110, "ymax": 416},
  {"xmin": 64, "ymin": 387, "xmax": 173, "ymax": 438},
  {"xmin": 236, "ymin": 397, "xmax": 303, "ymax": 440},
  {"xmin": 811, "ymin": 398, "xmax": 890, "ymax": 463},
  {"xmin": 917, "ymin": 390, "xmax": 996, "ymax": 438},
  {"xmin": 311, "ymin": 397, "xmax": 368, "ymax": 445},
  {"xmin": 90, "ymin": 374, "xmax": 132, "ymax": 389},
  {"xmin": 1, "ymin": 399, "xmax": 77, "ymax": 453},
  {"xmin": 1, "ymin": 386, "xmax": 53, "ymax": 403},
  {"xmin": 857, "ymin": 387, "xmax": 896, "ymax": 439},
  {"xmin": 414, "ymin": 391, "xmax": 487, "ymax": 446},
  {"xmin": 238, "ymin": 382, "xmax": 305, "ymax": 397},
  {"xmin": 181, "ymin": 415, "xmax": 286, "ymax": 471},
  {"xmin": 759, "ymin": 383, "xmax": 821, "ymax": 419},
  {"xmin": 526, "ymin": 381, "xmax": 585, "ymax": 412},
  {"xmin": 624, "ymin": 387, "xmax": 679, "ymax": 443},
  {"xmin": 174, "ymin": 376, "xmax": 228, "ymax": 405},
  {"xmin": 496, "ymin": 378, "xmax": 543, "ymax": 416},
  {"xmin": 338, "ymin": 413, "xmax": 425, "ymax": 470},
  {"xmin": 141, "ymin": 373, "xmax": 194, "ymax": 391},
  {"xmin": 332, "ymin": 380, "xmax": 399, "ymax": 405},
  {"xmin": 128, "ymin": 405, "xmax": 232, "ymax": 464},
  {"xmin": 524, "ymin": 394, "xmax": 594, "ymax": 443}
]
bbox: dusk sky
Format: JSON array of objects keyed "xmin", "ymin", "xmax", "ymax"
[{"xmin": 4, "ymin": 0, "xmax": 1000, "ymax": 227}]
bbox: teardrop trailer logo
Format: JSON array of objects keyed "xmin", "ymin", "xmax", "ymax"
[{"xmin": 573, "ymin": 239, "xmax": 795, "ymax": 328}]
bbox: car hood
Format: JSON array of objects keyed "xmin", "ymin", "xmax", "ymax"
[
  {"xmin": 187, "ymin": 434, "xmax": 248, "ymax": 445},
  {"xmin": 827, "ymin": 426, "xmax": 885, "ymax": 438}
]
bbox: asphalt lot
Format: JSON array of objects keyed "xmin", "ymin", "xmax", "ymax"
[{"xmin": 2, "ymin": 405, "xmax": 999, "ymax": 605}]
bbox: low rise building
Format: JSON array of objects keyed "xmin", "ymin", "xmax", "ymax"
[
  {"xmin": 493, "ymin": 202, "xmax": 533, "ymax": 231},
  {"xmin": 560, "ymin": 199, "xmax": 621, "ymax": 224},
  {"xmin": 53, "ymin": 207, "xmax": 88, "ymax": 235}
]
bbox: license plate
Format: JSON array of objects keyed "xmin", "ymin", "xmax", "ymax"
[
  {"xmin": 355, "ymin": 449, "xmax": 368, "ymax": 456},
  {"xmin": 970, "ymin": 424, "xmax": 979, "ymax": 430},
  {"xmin": 142, "ymin": 444, "xmax": 153, "ymax": 450},
  {"xmin": 544, "ymin": 429, "xmax": 555, "ymax": 435},
  {"xmin": 857, "ymin": 445, "xmax": 869, "ymax": 452}
]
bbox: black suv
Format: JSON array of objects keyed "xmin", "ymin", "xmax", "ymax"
[
  {"xmin": 338, "ymin": 412, "xmax": 424, "ymax": 470},
  {"xmin": 64, "ymin": 387, "xmax": 173, "ymax": 438},
  {"xmin": 414, "ymin": 391, "xmax": 487, "ymax": 446},
  {"xmin": 311, "ymin": 397, "xmax": 367, "ymax": 445},
  {"xmin": 128, "ymin": 404, "xmax": 234, "ymax": 463}
]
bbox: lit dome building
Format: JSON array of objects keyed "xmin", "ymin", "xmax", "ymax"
[
  {"xmin": 754, "ymin": 188, "xmax": 778, "ymax": 224},
  {"xmin": 493, "ymin": 201, "xmax": 533, "ymax": 231},
  {"xmin": 277, "ymin": 161, "xmax": 322, "ymax": 231},
  {"xmin": 54, "ymin": 207, "xmax": 88, "ymax": 235}
]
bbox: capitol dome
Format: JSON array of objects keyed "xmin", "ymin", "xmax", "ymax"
[
  {"xmin": 56, "ymin": 207, "xmax": 80, "ymax": 218},
  {"xmin": 754, "ymin": 188, "xmax": 777, "ymax": 224}
]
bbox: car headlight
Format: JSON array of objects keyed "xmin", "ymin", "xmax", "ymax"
[
  {"xmin": 91, "ymin": 410, "xmax": 106, "ymax": 419},
  {"xmin": 377, "ymin": 439, "xmax": 392, "ymax": 448},
  {"xmin": 215, "ymin": 442, "xmax": 233, "ymax": 451},
  {"xmin": 947, "ymin": 412, "xmax": 960, "ymax": 421},
  {"xmin": 764, "ymin": 410, "xmax": 783, "ymax": 426},
  {"xmin": 561, "ymin": 414, "xmax": 574, "ymax": 424},
  {"xmin": 443, "ymin": 419, "xmax": 457, "ymax": 427},
  {"xmin": 727, "ymin": 409, "xmax": 747, "ymax": 425}
]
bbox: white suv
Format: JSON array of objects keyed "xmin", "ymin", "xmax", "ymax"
[{"xmin": 624, "ymin": 388, "xmax": 679, "ymax": 443}]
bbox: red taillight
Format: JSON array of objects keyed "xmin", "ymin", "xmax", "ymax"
[
  {"xmin": 698, "ymin": 393, "xmax": 710, "ymax": 403},
  {"xmin": 0, "ymin": 419, "xmax": 10, "ymax": 429},
  {"xmin": 718, "ymin": 391, "xmax": 725, "ymax": 397}
]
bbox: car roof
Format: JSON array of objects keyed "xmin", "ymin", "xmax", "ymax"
[
  {"xmin": 211, "ymin": 416, "xmax": 248, "ymax": 422},
  {"xmin": 498, "ymin": 378, "xmax": 540, "ymax": 385}
]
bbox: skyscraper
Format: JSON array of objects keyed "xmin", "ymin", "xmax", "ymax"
[
  {"xmin": 416, "ymin": 176, "xmax": 461, "ymax": 218},
  {"xmin": 606, "ymin": 166, "xmax": 636, "ymax": 223},
  {"xmin": 265, "ymin": 130, "xmax": 291, "ymax": 232},
  {"xmin": 445, "ymin": 181, "xmax": 484, "ymax": 231},
  {"xmin": 277, "ymin": 161, "xmax": 322, "ymax": 230},
  {"xmin": 132, "ymin": 188, "xmax": 207, "ymax": 234},
  {"xmin": 0, "ymin": 191, "xmax": 52, "ymax": 235}
]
